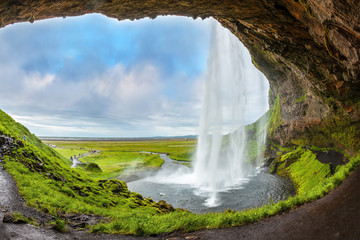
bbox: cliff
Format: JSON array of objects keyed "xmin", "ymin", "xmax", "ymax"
[{"xmin": 0, "ymin": 0, "xmax": 359, "ymax": 151}]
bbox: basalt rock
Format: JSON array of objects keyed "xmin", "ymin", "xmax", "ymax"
[{"xmin": 0, "ymin": 0, "xmax": 359, "ymax": 148}]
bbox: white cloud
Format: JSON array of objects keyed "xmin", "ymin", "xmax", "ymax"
[
  {"xmin": 24, "ymin": 72, "xmax": 55, "ymax": 90},
  {"xmin": 0, "ymin": 15, "xmax": 270, "ymax": 138},
  {"xmin": 92, "ymin": 63, "xmax": 162, "ymax": 113}
]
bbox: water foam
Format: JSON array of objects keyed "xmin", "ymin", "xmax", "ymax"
[
  {"xmin": 139, "ymin": 18, "xmax": 269, "ymax": 208},
  {"xmin": 191, "ymin": 18, "xmax": 268, "ymax": 207}
]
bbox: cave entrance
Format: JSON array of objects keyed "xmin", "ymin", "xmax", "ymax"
[{"xmin": 0, "ymin": 14, "xmax": 292, "ymax": 212}]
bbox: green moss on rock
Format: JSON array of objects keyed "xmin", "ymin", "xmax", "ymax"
[
  {"xmin": 268, "ymin": 94, "xmax": 281, "ymax": 137},
  {"xmin": 271, "ymin": 147, "xmax": 332, "ymax": 195},
  {"xmin": 85, "ymin": 162, "xmax": 102, "ymax": 173}
]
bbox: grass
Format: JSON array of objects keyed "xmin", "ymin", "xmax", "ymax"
[
  {"xmin": 44, "ymin": 140, "xmax": 196, "ymax": 179},
  {"xmin": 271, "ymin": 147, "xmax": 332, "ymax": 195},
  {"xmin": 1, "ymin": 109, "xmax": 360, "ymax": 235},
  {"xmin": 10, "ymin": 212, "xmax": 38, "ymax": 225},
  {"xmin": 90, "ymin": 152, "xmax": 360, "ymax": 235},
  {"xmin": 54, "ymin": 148, "xmax": 89, "ymax": 159},
  {"xmin": 51, "ymin": 218, "xmax": 68, "ymax": 233}
]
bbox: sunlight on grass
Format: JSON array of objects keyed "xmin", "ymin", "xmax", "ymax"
[
  {"xmin": 44, "ymin": 140, "xmax": 196, "ymax": 179},
  {"xmin": 1, "ymin": 109, "xmax": 360, "ymax": 236}
]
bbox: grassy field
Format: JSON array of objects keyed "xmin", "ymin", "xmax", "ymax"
[
  {"xmin": 44, "ymin": 139, "xmax": 196, "ymax": 179},
  {"xmin": 2, "ymin": 109, "xmax": 360, "ymax": 236}
]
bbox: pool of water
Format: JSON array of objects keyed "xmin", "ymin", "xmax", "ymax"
[{"xmin": 127, "ymin": 154, "xmax": 293, "ymax": 213}]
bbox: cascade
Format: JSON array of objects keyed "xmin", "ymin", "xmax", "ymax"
[
  {"xmin": 192, "ymin": 18, "xmax": 268, "ymax": 207},
  {"xmin": 128, "ymin": 19, "xmax": 273, "ymax": 212}
]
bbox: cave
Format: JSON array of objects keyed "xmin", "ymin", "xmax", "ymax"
[
  {"xmin": 1, "ymin": 0, "xmax": 358, "ymax": 150},
  {"xmin": 0, "ymin": 1, "xmax": 360, "ymax": 238}
]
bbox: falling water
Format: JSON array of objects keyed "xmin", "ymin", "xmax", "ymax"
[
  {"xmin": 192, "ymin": 19, "xmax": 268, "ymax": 207},
  {"xmin": 128, "ymin": 19, "xmax": 277, "ymax": 211}
]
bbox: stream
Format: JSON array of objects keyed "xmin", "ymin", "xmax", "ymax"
[{"xmin": 127, "ymin": 154, "xmax": 293, "ymax": 213}]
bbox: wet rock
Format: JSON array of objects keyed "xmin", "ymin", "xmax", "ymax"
[
  {"xmin": 263, "ymin": 157, "xmax": 275, "ymax": 167},
  {"xmin": 158, "ymin": 200, "xmax": 175, "ymax": 212},
  {"xmin": 0, "ymin": 0, "xmax": 358, "ymax": 151},
  {"xmin": 65, "ymin": 213, "xmax": 108, "ymax": 228},
  {"xmin": 185, "ymin": 236, "xmax": 200, "ymax": 240},
  {"xmin": 3, "ymin": 212, "xmax": 15, "ymax": 223}
]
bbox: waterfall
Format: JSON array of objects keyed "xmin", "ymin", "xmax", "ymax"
[{"xmin": 192, "ymin": 18, "xmax": 268, "ymax": 207}]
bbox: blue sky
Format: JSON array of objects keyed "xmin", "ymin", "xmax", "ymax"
[{"xmin": 0, "ymin": 14, "xmax": 268, "ymax": 137}]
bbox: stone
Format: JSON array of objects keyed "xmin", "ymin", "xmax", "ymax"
[
  {"xmin": 0, "ymin": 1, "xmax": 358, "ymax": 148},
  {"xmin": 3, "ymin": 212, "xmax": 15, "ymax": 223}
]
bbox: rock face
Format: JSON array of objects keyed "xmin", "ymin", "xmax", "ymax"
[{"xmin": 0, "ymin": 0, "xmax": 359, "ymax": 148}]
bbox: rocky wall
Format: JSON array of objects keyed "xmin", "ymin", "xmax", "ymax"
[{"xmin": 0, "ymin": 0, "xmax": 359, "ymax": 148}]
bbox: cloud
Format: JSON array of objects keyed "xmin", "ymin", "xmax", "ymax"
[
  {"xmin": 0, "ymin": 14, "xmax": 269, "ymax": 137},
  {"xmin": 24, "ymin": 72, "xmax": 55, "ymax": 90}
]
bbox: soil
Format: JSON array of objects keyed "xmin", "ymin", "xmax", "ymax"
[
  {"xmin": 1, "ymin": 159, "xmax": 360, "ymax": 239},
  {"xmin": 164, "ymin": 165, "xmax": 360, "ymax": 240}
]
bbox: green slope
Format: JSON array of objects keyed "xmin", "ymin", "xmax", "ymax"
[{"xmin": 1, "ymin": 109, "xmax": 360, "ymax": 235}]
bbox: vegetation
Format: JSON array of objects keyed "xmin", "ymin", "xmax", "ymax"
[
  {"xmin": 54, "ymin": 147, "xmax": 89, "ymax": 159},
  {"xmin": 1, "ymin": 108, "xmax": 360, "ymax": 236},
  {"xmin": 245, "ymin": 111, "xmax": 269, "ymax": 164},
  {"xmin": 294, "ymin": 94, "xmax": 306, "ymax": 103},
  {"xmin": 268, "ymin": 94, "xmax": 281, "ymax": 137},
  {"xmin": 85, "ymin": 162, "xmax": 103, "ymax": 173},
  {"xmin": 51, "ymin": 218, "xmax": 68, "ymax": 233},
  {"xmin": 291, "ymin": 114, "xmax": 360, "ymax": 153},
  {"xmin": 6, "ymin": 212, "xmax": 38, "ymax": 225},
  {"xmin": 270, "ymin": 147, "xmax": 332, "ymax": 195},
  {"xmin": 44, "ymin": 139, "xmax": 196, "ymax": 179}
]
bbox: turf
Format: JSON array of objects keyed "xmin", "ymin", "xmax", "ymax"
[
  {"xmin": 44, "ymin": 140, "xmax": 196, "ymax": 179},
  {"xmin": 1, "ymin": 109, "xmax": 360, "ymax": 236}
]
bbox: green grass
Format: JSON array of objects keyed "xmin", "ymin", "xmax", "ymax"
[
  {"xmin": 45, "ymin": 140, "xmax": 196, "ymax": 179},
  {"xmin": 10, "ymin": 212, "xmax": 38, "ymax": 225},
  {"xmin": 51, "ymin": 218, "xmax": 68, "ymax": 233},
  {"xmin": 1, "ymin": 109, "xmax": 360, "ymax": 236},
  {"xmin": 274, "ymin": 148, "xmax": 331, "ymax": 195},
  {"xmin": 169, "ymin": 151, "xmax": 194, "ymax": 162},
  {"xmin": 54, "ymin": 148, "xmax": 89, "ymax": 159}
]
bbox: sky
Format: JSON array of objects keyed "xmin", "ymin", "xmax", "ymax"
[{"xmin": 0, "ymin": 14, "xmax": 269, "ymax": 137}]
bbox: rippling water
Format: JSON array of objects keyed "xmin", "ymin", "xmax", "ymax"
[{"xmin": 127, "ymin": 154, "xmax": 293, "ymax": 213}]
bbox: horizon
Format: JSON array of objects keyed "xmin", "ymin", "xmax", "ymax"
[{"xmin": 0, "ymin": 14, "xmax": 269, "ymax": 138}]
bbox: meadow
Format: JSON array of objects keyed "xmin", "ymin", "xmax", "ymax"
[
  {"xmin": 1, "ymin": 109, "xmax": 360, "ymax": 235},
  {"xmin": 44, "ymin": 139, "xmax": 196, "ymax": 179}
]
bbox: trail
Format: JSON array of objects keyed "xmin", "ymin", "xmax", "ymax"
[
  {"xmin": 164, "ymin": 165, "xmax": 360, "ymax": 240},
  {"xmin": 70, "ymin": 150, "xmax": 94, "ymax": 168},
  {"xmin": 0, "ymin": 158, "xmax": 151, "ymax": 240},
  {"xmin": 1, "ymin": 136, "xmax": 359, "ymax": 239}
]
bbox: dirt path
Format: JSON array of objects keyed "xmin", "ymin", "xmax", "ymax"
[
  {"xmin": 164, "ymin": 165, "xmax": 360, "ymax": 240},
  {"xmin": 1, "ymin": 151, "xmax": 359, "ymax": 239},
  {"xmin": 0, "ymin": 161, "xmax": 150, "ymax": 240}
]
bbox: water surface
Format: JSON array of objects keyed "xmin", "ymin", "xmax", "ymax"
[{"xmin": 127, "ymin": 154, "xmax": 293, "ymax": 213}]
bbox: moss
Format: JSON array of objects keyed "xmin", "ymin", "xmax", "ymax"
[
  {"xmin": 294, "ymin": 94, "xmax": 306, "ymax": 103},
  {"xmin": 1, "ymin": 108, "xmax": 360, "ymax": 235},
  {"xmin": 268, "ymin": 94, "xmax": 281, "ymax": 137},
  {"xmin": 271, "ymin": 147, "xmax": 331, "ymax": 195},
  {"xmin": 287, "ymin": 150, "xmax": 331, "ymax": 195},
  {"xmin": 51, "ymin": 218, "xmax": 68, "ymax": 233},
  {"xmin": 292, "ymin": 115, "xmax": 360, "ymax": 153},
  {"xmin": 11, "ymin": 212, "xmax": 37, "ymax": 225},
  {"xmin": 85, "ymin": 162, "xmax": 103, "ymax": 173}
]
